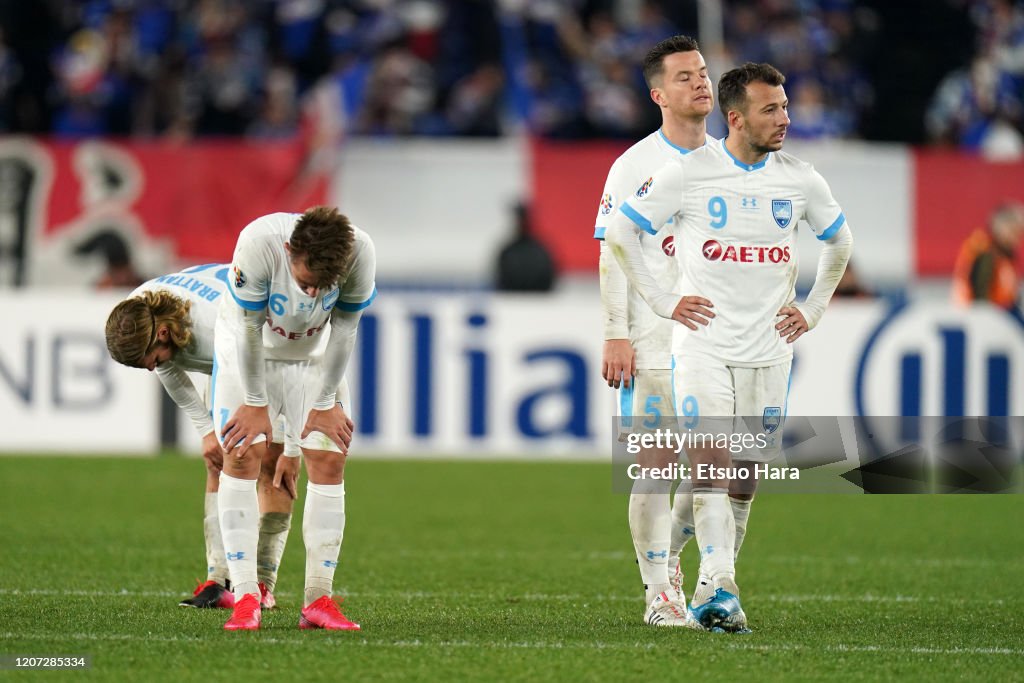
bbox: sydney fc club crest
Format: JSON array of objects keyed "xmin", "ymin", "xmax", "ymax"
[
  {"xmin": 635, "ymin": 177, "xmax": 654, "ymax": 199},
  {"xmin": 763, "ymin": 407, "xmax": 782, "ymax": 434},
  {"xmin": 599, "ymin": 193, "xmax": 614, "ymax": 215},
  {"xmin": 771, "ymin": 199, "xmax": 793, "ymax": 228}
]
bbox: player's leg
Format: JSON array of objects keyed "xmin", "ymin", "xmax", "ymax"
[
  {"xmin": 673, "ymin": 356, "xmax": 746, "ymax": 631},
  {"xmin": 255, "ymin": 433, "xmax": 295, "ymax": 609},
  {"xmin": 181, "ymin": 375, "xmax": 232, "ymax": 608},
  {"xmin": 212, "ymin": 345, "xmax": 272, "ymax": 630},
  {"xmin": 726, "ymin": 361, "xmax": 792, "ymax": 575},
  {"xmin": 625, "ymin": 371, "xmax": 674, "ymax": 602},
  {"xmin": 285, "ymin": 368, "xmax": 359, "ymax": 630},
  {"xmin": 180, "ymin": 451, "xmax": 235, "ymax": 608},
  {"xmin": 668, "ymin": 479, "xmax": 694, "ymax": 594},
  {"xmin": 624, "ymin": 369, "xmax": 695, "ymax": 627}
]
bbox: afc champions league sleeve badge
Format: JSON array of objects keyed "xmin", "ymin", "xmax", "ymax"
[
  {"xmin": 771, "ymin": 199, "xmax": 793, "ymax": 229},
  {"xmin": 635, "ymin": 177, "xmax": 654, "ymax": 199},
  {"xmin": 233, "ymin": 266, "xmax": 246, "ymax": 288}
]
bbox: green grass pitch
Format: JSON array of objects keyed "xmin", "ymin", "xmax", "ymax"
[{"xmin": 0, "ymin": 456, "xmax": 1021, "ymax": 681}]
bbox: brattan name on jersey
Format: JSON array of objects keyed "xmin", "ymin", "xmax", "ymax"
[
  {"xmin": 620, "ymin": 138, "xmax": 845, "ymax": 366},
  {"xmin": 593, "ymin": 130, "xmax": 716, "ymax": 370},
  {"xmin": 131, "ymin": 263, "xmax": 229, "ymax": 373},
  {"xmin": 226, "ymin": 212, "xmax": 376, "ymax": 361}
]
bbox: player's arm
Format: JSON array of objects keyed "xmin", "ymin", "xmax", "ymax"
[
  {"xmin": 605, "ymin": 162, "xmax": 714, "ymax": 329},
  {"xmin": 221, "ymin": 230, "xmax": 274, "ymax": 453},
  {"xmin": 599, "ymin": 243, "xmax": 634, "ymax": 388},
  {"xmin": 776, "ymin": 170, "xmax": 854, "ymax": 343},
  {"xmin": 595, "ymin": 158, "xmax": 635, "ymax": 389},
  {"xmin": 156, "ymin": 363, "xmax": 224, "ymax": 471},
  {"xmin": 302, "ymin": 235, "xmax": 377, "ymax": 453}
]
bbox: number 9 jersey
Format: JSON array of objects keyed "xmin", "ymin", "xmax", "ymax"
[{"xmin": 619, "ymin": 139, "xmax": 846, "ymax": 366}]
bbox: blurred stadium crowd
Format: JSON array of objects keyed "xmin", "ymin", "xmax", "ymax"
[{"xmin": 0, "ymin": 0, "xmax": 1021, "ymax": 148}]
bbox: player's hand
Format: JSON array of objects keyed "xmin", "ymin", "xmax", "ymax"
[
  {"xmin": 222, "ymin": 404, "xmax": 273, "ymax": 456},
  {"xmin": 301, "ymin": 405, "xmax": 355, "ymax": 454},
  {"xmin": 776, "ymin": 306, "xmax": 809, "ymax": 343},
  {"xmin": 272, "ymin": 455, "xmax": 301, "ymax": 500},
  {"xmin": 602, "ymin": 339, "xmax": 636, "ymax": 389},
  {"xmin": 200, "ymin": 431, "xmax": 225, "ymax": 474},
  {"xmin": 671, "ymin": 296, "xmax": 715, "ymax": 330}
]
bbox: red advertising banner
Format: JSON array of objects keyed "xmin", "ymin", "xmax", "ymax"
[
  {"xmin": 914, "ymin": 149, "xmax": 1024, "ymax": 275},
  {"xmin": 3, "ymin": 137, "xmax": 327, "ymax": 271},
  {"xmin": 530, "ymin": 138, "xmax": 629, "ymax": 272}
]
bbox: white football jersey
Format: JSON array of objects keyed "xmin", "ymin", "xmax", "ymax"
[
  {"xmin": 594, "ymin": 130, "xmax": 716, "ymax": 369},
  {"xmin": 225, "ymin": 212, "xmax": 376, "ymax": 361},
  {"xmin": 131, "ymin": 263, "xmax": 228, "ymax": 374},
  {"xmin": 619, "ymin": 138, "xmax": 845, "ymax": 366}
]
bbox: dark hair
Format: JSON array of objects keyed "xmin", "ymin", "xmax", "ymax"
[
  {"xmin": 289, "ymin": 206, "xmax": 355, "ymax": 289},
  {"xmin": 717, "ymin": 62, "xmax": 786, "ymax": 118},
  {"xmin": 642, "ymin": 35, "xmax": 700, "ymax": 88}
]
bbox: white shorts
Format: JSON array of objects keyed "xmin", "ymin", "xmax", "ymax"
[
  {"xmin": 672, "ymin": 354, "xmax": 792, "ymax": 462},
  {"xmin": 617, "ymin": 368, "xmax": 674, "ymax": 435},
  {"xmin": 199, "ymin": 373, "xmax": 301, "ymax": 455},
  {"xmin": 212, "ymin": 352, "xmax": 352, "ymax": 455}
]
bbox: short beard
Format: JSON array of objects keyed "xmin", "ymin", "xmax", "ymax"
[{"xmin": 751, "ymin": 139, "xmax": 782, "ymax": 156}]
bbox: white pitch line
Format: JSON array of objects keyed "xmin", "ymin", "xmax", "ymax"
[{"xmin": 0, "ymin": 632, "xmax": 1020, "ymax": 657}]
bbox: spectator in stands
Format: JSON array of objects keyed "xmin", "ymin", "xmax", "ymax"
[
  {"xmin": 952, "ymin": 202, "xmax": 1024, "ymax": 310},
  {"xmin": 927, "ymin": 55, "xmax": 1024, "ymax": 158},
  {"xmin": 0, "ymin": 0, "xmax": 934, "ymax": 143},
  {"xmin": 496, "ymin": 201, "xmax": 555, "ymax": 292},
  {"xmin": 74, "ymin": 230, "xmax": 147, "ymax": 290}
]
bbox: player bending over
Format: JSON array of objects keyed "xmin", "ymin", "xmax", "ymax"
[
  {"xmin": 105, "ymin": 265, "xmax": 299, "ymax": 610},
  {"xmin": 214, "ymin": 207, "xmax": 375, "ymax": 631}
]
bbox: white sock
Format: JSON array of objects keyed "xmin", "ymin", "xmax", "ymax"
[
  {"xmin": 257, "ymin": 512, "xmax": 292, "ymax": 592},
  {"xmin": 218, "ymin": 472, "xmax": 260, "ymax": 599},
  {"xmin": 692, "ymin": 489, "xmax": 736, "ymax": 588},
  {"xmin": 303, "ymin": 482, "xmax": 346, "ymax": 607},
  {"xmin": 730, "ymin": 497, "xmax": 753, "ymax": 562},
  {"xmin": 204, "ymin": 492, "xmax": 229, "ymax": 586},
  {"xmin": 669, "ymin": 488, "xmax": 695, "ymax": 558},
  {"xmin": 628, "ymin": 476, "xmax": 673, "ymax": 605}
]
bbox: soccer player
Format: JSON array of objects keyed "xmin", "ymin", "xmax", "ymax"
[
  {"xmin": 214, "ymin": 206, "xmax": 375, "ymax": 631},
  {"xmin": 606, "ymin": 62, "xmax": 853, "ymax": 632},
  {"xmin": 594, "ymin": 35, "xmax": 714, "ymax": 628},
  {"xmin": 104, "ymin": 265, "xmax": 300, "ymax": 610}
]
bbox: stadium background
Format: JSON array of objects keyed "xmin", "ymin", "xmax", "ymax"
[{"xmin": 1, "ymin": 1, "xmax": 1023, "ymax": 679}]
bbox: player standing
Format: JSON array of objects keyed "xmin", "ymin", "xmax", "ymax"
[
  {"xmin": 607, "ymin": 62, "xmax": 853, "ymax": 632},
  {"xmin": 214, "ymin": 207, "xmax": 375, "ymax": 631},
  {"xmin": 595, "ymin": 35, "xmax": 714, "ymax": 628},
  {"xmin": 104, "ymin": 265, "xmax": 299, "ymax": 610}
]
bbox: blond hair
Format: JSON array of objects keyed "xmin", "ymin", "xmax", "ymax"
[{"xmin": 105, "ymin": 289, "xmax": 193, "ymax": 368}]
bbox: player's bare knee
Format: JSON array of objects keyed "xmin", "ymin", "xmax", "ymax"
[
  {"xmin": 303, "ymin": 449, "xmax": 345, "ymax": 484},
  {"xmin": 259, "ymin": 449, "xmax": 281, "ymax": 480}
]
